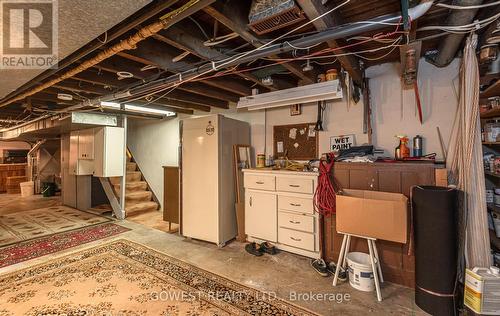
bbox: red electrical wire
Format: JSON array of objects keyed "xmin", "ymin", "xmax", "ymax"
[{"xmin": 314, "ymin": 153, "xmax": 337, "ymax": 216}]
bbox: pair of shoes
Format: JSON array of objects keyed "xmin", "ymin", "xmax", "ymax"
[
  {"xmin": 328, "ymin": 262, "xmax": 347, "ymax": 282},
  {"xmin": 310, "ymin": 259, "xmax": 348, "ymax": 281},
  {"xmin": 311, "ymin": 259, "xmax": 330, "ymax": 277},
  {"xmin": 245, "ymin": 242, "xmax": 277, "ymax": 256}
]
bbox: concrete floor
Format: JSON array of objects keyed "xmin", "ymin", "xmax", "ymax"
[{"xmin": 0, "ymin": 193, "xmax": 427, "ymax": 315}]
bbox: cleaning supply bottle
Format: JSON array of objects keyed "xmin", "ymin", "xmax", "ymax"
[{"xmin": 395, "ymin": 135, "xmax": 410, "ymax": 160}]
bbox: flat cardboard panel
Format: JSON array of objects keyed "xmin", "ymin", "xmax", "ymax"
[
  {"xmin": 336, "ymin": 189, "xmax": 408, "ymax": 243},
  {"xmin": 273, "ymin": 123, "xmax": 318, "ymax": 160}
]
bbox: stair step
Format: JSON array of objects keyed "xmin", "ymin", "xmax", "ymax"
[
  {"xmin": 126, "ymin": 162, "xmax": 137, "ymax": 172},
  {"xmin": 120, "ymin": 191, "xmax": 152, "ymax": 203},
  {"xmin": 126, "ymin": 201, "xmax": 158, "ymax": 216},
  {"xmin": 113, "ymin": 181, "xmax": 148, "ymax": 192},
  {"xmin": 109, "ymin": 171, "xmax": 142, "ymax": 185}
]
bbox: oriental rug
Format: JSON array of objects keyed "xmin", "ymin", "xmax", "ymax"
[
  {"xmin": 0, "ymin": 206, "xmax": 110, "ymax": 247},
  {"xmin": 0, "ymin": 222, "xmax": 129, "ymax": 268},
  {"xmin": 0, "ymin": 239, "xmax": 317, "ymax": 315}
]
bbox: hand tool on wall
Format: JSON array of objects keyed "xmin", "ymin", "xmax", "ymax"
[
  {"xmin": 314, "ymin": 101, "xmax": 324, "ymax": 131},
  {"xmin": 413, "ymin": 81, "xmax": 423, "ymax": 124}
]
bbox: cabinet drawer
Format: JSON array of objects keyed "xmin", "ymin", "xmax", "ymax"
[
  {"xmin": 278, "ymin": 227, "xmax": 315, "ymax": 251},
  {"xmin": 244, "ymin": 174, "xmax": 276, "ymax": 191},
  {"xmin": 276, "ymin": 177, "xmax": 314, "ymax": 194},
  {"xmin": 278, "ymin": 195, "xmax": 314, "ymax": 214},
  {"xmin": 278, "ymin": 212, "xmax": 314, "ymax": 233}
]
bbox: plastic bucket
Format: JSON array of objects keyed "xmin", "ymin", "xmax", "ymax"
[
  {"xmin": 20, "ymin": 181, "xmax": 34, "ymax": 197},
  {"xmin": 346, "ymin": 252, "xmax": 376, "ymax": 292}
]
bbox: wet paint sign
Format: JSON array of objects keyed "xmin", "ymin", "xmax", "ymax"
[{"xmin": 330, "ymin": 134, "xmax": 354, "ymax": 152}]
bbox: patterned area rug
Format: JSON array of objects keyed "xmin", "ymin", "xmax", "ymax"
[
  {"xmin": 0, "ymin": 240, "xmax": 318, "ymax": 315},
  {"xmin": 0, "ymin": 223, "xmax": 130, "ymax": 268},
  {"xmin": 0, "ymin": 206, "xmax": 110, "ymax": 246}
]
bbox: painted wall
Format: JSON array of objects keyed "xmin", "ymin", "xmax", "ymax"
[{"xmin": 127, "ymin": 58, "xmax": 460, "ymax": 209}]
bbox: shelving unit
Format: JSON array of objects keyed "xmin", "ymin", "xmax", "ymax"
[{"xmin": 480, "ymin": 73, "xmax": 500, "ymax": 258}]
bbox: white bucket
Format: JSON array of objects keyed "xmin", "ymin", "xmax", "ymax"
[
  {"xmin": 346, "ymin": 252, "xmax": 376, "ymax": 292},
  {"xmin": 20, "ymin": 181, "xmax": 34, "ymax": 197}
]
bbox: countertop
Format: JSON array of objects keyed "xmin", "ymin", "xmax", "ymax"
[{"xmin": 242, "ymin": 168, "xmax": 319, "ymax": 176}]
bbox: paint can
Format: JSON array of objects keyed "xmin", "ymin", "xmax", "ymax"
[
  {"xmin": 346, "ymin": 252, "xmax": 376, "ymax": 292},
  {"xmin": 413, "ymin": 135, "xmax": 423, "ymax": 157},
  {"xmin": 256, "ymin": 154, "xmax": 265, "ymax": 168}
]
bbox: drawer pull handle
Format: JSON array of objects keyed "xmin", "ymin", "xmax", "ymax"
[
  {"xmin": 290, "ymin": 237, "xmax": 302, "ymax": 242},
  {"xmin": 290, "ymin": 203, "xmax": 301, "ymax": 207},
  {"xmin": 256, "ymin": 181, "xmax": 265, "ymax": 184},
  {"xmin": 289, "ymin": 220, "xmax": 301, "ymax": 224},
  {"xmin": 289, "ymin": 184, "xmax": 300, "ymax": 188}
]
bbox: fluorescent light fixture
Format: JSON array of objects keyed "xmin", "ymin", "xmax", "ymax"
[
  {"xmin": 100, "ymin": 102, "xmax": 176, "ymax": 117},
  {"xmin": 237, "ymin": 79, "xmax": 343, "ymax": 111}
]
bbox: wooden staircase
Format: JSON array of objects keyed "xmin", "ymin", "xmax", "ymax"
[{"xmin": 109, "ymin": 157, "xmax": 159, "ymax": 217}]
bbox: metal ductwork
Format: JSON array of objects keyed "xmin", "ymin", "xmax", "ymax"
[{"xmin": 427, "ymin": 0, "xmax": 484, "ymax": 67}]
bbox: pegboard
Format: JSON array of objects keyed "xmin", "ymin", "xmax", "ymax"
[{"xmin": 273, "ymin": 123, "xmax": 318, "ymax": 160}]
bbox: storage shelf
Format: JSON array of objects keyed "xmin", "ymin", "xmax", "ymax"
[
  {"xmin": 481, "ymin": 80, "xmax": 500, "ymax": 99},
  {"xmin": 488, "ymin": 203, "xmax": 500, "ymax": 216},
  {"xmin": 483, "ymin": 141, "xmax": 500, "ymax": 145},
  {"xmin": 481, "ymin": 107, "xmax": 500, "ymax": 119},
  {"xmin": 485, "ymin": 171, "xmax": 500, "ymax": 179},
  {"xmin": 490, "ymin": 229, "xmax": 500, "ymax": 251}
]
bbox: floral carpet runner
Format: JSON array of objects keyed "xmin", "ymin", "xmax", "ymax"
[
  {"xmin": 0, "ymin": 223, "xmax": 129, "ymax": 268},
  {"xmin": 0, "ymin": 240, "xmax": 317, "ymax": 315},
  {"xmin": 0, "ymin": 206, "xmax": 111, "ymax": 246}
]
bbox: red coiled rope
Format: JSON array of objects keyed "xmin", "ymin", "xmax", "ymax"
[{"xmin": 314, "ymin": 153, "xmax": 337, "ymax": 216}]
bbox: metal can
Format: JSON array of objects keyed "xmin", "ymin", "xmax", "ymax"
[
  {"xmin": 413, "ymin": 135, "xmax": 423, "ymax": 157},
  {"xmin": 256, "ymin": 154, "xmax": 265, "ymax": 168}
]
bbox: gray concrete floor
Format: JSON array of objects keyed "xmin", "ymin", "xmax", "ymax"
[{"xmin": 0, "ymin": 194, "xmax": 427, "ymax": 315}]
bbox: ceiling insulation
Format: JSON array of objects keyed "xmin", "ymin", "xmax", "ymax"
[{"xmin": 0, "ymin": 0, "xmax": 152, "ymax": 100}]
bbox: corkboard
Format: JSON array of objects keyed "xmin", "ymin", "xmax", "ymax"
[{"xmin": 273, "ymin": 123, "xmax": 318, "ymax": 160}]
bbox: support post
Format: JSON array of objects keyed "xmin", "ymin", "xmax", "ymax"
[{"xmin": 118, "ymin": 110, "xmax": 127, "ymax": 220}]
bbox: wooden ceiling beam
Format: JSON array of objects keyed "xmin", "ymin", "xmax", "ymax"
[
  {"xmin": 92, "ymin": 57, "xmax": 155, "ymax": 80},
  {"xmin": 178, "ymin": 82, "xmax": 239, "ymax": 102},
  {"xmin": 151, "ymin": 97, "xmax": 211, "ymax": 112},
  {"xmin": 131, "ymin": 101, "xmax": 194, "ymax": 115},
  {"xmin": 203, "ymin": 3, "xmax": 315, "ymax": 84},
  {"xmin": 200, "ymin": 77, "xmax": 251, "ymax": 96},
  {"xmin": 53, "ymin": 80, "xmax": 111, "ymax": 95},
  {"xmin": 164, "ymin": 89, "xmax": 228, "ymax": 109},
  {"xmin": 296, "ymin": 0, "xmax": 363, "ymax": 84}
]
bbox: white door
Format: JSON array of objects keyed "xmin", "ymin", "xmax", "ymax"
[
  {"xmin": 182, "ymin": 116, "xmax": 219, "ymax": 243},
  {"xmin": 245, "ymin": 191, "xmax": 277, "ymax": 242}
]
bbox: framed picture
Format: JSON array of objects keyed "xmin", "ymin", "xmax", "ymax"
[{"xmin": 290, "ymin": 104, "xmax": 301, "ymax": 116}]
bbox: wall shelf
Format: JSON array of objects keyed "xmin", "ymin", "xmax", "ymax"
[
  {"xmin": 481, "ymin": 107, "xmax": 500, "ymax": 119},
  {"xmin": 483, "ymin": 141, "xmax": 500, "ymax": 145},
  {"xmin": 481, "ymin": 80, "xmax": 500, "ymax": 99},
  {"xmin": 485, "ymin": 171, "xmax": 500, "ymax": 179}
]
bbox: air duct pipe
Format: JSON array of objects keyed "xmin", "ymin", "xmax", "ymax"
[{"xmin": 427, "ymin": 0, "xmax": 484, "ymax": 67}]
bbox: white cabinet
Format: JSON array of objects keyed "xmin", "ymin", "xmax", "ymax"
[
  {"xmin": 69, "ymin": 127, "xmax": 125, "ymax": 177},
  {"xmin": 69, "ymin": 130, "xmax": 94, "ymax": 175},
  {"xmin": 93, "ymin": 127, "xmax": 125, "ymax": 177},
  {"xmin": 243, "ymin": 169, "xmax": 320, "ymax": 259},
  {"xmin": 245, "ymin": 191, "xmax": 277, "ymax": 242}
]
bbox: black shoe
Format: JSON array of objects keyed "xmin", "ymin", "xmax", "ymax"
[
  {"xmin": 245, "ymin": 242, "xmax": 264, "ymax": 256},
  {"xmin": 328, "ymin": 262, "xmax": 347, "ymax": 282},
  {"xmin": 311, "ymin": 259, "xmax": 330, "ymax": 277},
  {"xmin": 260, "ymin": 242, "xmax": 278, "ymax": 255}
]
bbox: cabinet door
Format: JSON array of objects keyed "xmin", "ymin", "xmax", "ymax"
[
  {"xmin": 245, "ymin": 191, "xmax": 277, "ymax": 242},
  {"xmin": 78, "ymin": 129, "xmax": 94, "ymax": 160}
]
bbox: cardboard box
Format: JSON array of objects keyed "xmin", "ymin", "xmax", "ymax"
[
  {"xmin": 435, "ymin": 168, "xmax": 448, "ymax": 187},
  {"xmin": 336, "ymin": 189, "xmax": 408, "ymax": 243}
]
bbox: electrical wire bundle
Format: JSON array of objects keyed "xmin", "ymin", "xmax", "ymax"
[{"xmin": 313, "ymin": 153, "xmax": 339, "ymax": 217}]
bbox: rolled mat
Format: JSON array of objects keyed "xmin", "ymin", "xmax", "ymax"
[{"xmin": 412, "ymin": 186, "xmax": 458, "ymax": 316}]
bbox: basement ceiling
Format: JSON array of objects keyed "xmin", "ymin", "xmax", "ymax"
[{"xmin": 0, "ymin": 0, "xmax": 152, "ymax": 99}]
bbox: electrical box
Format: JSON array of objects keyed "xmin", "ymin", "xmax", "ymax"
[{"xmin": 93, "ymin": 126, "xmax": 125, "ymax": 177}]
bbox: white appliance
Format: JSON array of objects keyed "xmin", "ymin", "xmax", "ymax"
[{"xmin": 181, "ymin": 114, "xmax": 250, "ymax": 246}]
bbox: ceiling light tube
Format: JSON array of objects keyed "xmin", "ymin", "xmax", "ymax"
[{"xmin": 100, "ymin": 101, "xmax": 175, "ymax": 117}]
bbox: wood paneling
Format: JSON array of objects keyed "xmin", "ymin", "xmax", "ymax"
[
  {"xmin": 324, "ymin": 162, "xmax": 440, "ymax": 287},
  {"xmin": 0, "ymin": 164, "xmax": 27, "ymax": 193},
  {"xmin": 163, "ymin": 166, "xmax": 179, "ymax": 225}
]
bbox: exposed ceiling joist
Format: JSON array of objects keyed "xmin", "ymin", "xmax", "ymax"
[
  {"xmin": 203, "ymin": 3, "xmax": 315, "ymax": 84},
  {"xmin": 296, "ymin": 0, "xmax": 363, "ymax": 84},
  {"xmin": 178, "ymin": 82, "xmax": 240, "ymax": 102},
  {"xmin": 164, "ymin": 89, "xmax": 228, "ymax": 109},
  {"xmin": 200, "ymin": 77, "xmax": 252, "ymax": 96},
  {"xmin": 155, "ymin": 97, "xmax": 211, "ymax": 112},
  {"xmin": 53, "ymin": 80, "xmax": 112, "ymax": 95},
  {"xmin": 132, "ymin": 101, "xmax": 194, "ymax": 115}
]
